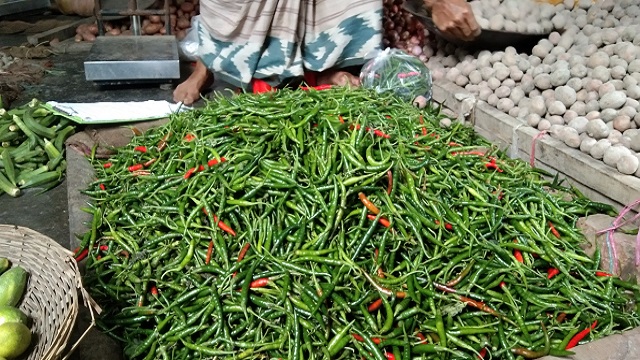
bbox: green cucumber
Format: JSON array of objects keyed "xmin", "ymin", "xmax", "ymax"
[{"xmin": 0, "ymin": 267, "xmax": 28, "ymax": 307}]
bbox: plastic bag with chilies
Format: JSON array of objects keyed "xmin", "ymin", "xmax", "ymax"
[
  {"xmin": 178, "ymin": 15, "xmax": 202, "ymax": 61},
  {"xmin": 360, "ymin": 48, "xmax": 432, "ymax": 103}
]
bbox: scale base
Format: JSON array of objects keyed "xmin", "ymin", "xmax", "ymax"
[{"xmin": 84, "ymin": 36, "xmax": 181, "ymax": 83}]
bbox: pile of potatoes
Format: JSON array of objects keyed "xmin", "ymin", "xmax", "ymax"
[
  {"xmin": 424, "ymin": 0, "xmax": 640, "ymax": 177},
  {"xmin": 74, "ymin": 0, "xmax": 198, "ymax": 42},
  {"xmin": 469, "ymin": 0, "xmax": 556, "ymax": 34}
]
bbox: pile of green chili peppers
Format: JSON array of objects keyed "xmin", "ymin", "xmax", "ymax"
[{"xmin": 80, "ymin": 87, "xmax": 640, "ymax": 360}]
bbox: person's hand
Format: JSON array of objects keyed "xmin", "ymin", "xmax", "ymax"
[{"xmin": 424, "ymin": 0, "xmax": 481, "ymax": 41}]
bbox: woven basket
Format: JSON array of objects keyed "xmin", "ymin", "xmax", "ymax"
[{"xmin": 0, "ymin": 225, "xmax": 95, "ymax": 360}]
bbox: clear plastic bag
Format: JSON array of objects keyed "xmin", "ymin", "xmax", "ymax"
[
  {"xmin": 360, "ymin": 48, "xmax": 433, "ymax": 102},
  {"xmin": 178, "ymin": 15, "xmax": 202, "ymax": 61}
]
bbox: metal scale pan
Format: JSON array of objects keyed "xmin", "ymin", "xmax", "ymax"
[{"xmin": 83, "ymin": 0, "xmax": 180, "ymax": 85}]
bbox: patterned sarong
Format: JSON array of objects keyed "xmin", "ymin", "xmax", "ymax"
[{"xmin": 195, "ymin": 0, "xmax": 383, "ymax": 88}]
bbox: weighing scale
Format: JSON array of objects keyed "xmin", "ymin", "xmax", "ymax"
[{"xmin": 83, "ymin": 0, "xmax": 180, "ymax": 84}]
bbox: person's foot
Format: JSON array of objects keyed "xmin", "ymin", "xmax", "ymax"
[
  {"xmin": 317, "ymin": 69, "xmax": 360, "ymax": 87},
  {"xmin": 173, "ymin": 61, "xmax": 213, "ymax": 105}
]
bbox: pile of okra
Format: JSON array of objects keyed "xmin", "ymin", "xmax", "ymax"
[
  {"xmin": 0, "ymin": 98, "xmax": 74, "ymax": 197},
  {"xmin": 80, "ymin": 88, "xmax": 640, "ymax": 360}
]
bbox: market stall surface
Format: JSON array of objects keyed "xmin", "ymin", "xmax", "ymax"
[{"xmin": 3, "ymin": 22, "xmax": 640, "ymax": 360}]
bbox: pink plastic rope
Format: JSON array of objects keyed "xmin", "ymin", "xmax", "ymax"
[
  {"xmin": 530, "ymin": 130, "xmax": 547, "ymax": 168},
  {"xmin": 596, "ymin": 199, "xmax": 640, "ymax": 274}
]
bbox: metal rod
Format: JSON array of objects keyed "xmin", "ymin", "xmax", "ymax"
[
  {"xmin": 131, "ymin": 15, "xmax": 142, "ymax": 35},
  {"xmin": 99, "ymin": 9, "xmax": 171, "ymax": 16},
  {"xmin": 164, "ymin": 0, "xmax": 171, "ymax": 35},
  {"xmin": 94, "ymin": 0, "xmax": 105, "ymax": 36}
]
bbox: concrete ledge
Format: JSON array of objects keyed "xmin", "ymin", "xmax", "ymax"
[
  {"xmin": 540, "ymin": 327, "xmax": 640, "ymax": 360},
  {"xmin": 65, "ymin": 144, "xmax": 95, "ymax": 249},
  {"xmin": 432, "ymin": 79, "xmax": 640, "ymax": 210}
]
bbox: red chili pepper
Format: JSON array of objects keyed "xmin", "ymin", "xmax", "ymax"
[
  {"xmin": 98, "ymin": 245, "xmax": 109, "ymax": 251},
  {"xmin": 238, "ymin": 243, "xmax": 251, "ymax": 262},
  {"xmin": 184, "ymin": 167, "xmax": 196, "ymax": 179},
  {"xmin": 368, "ymin": 298, "xmax": 383, "ymax": 312},
  {"xmin": 213, "ymin": 215, "xmax": 236, "ymax": 236},
  {"xmin": 99, "ymin": 183, "xmax": 106, "ymax": 190},
  {"xmin": 150, "ymin": 286, "xmax": 159, "ymax": 296},
  {"xmin": 300, "ymin": 84, "xmax": 332, "ymax": 91},
  {"xmin": 128, "ymin": 164, "xmax": 143, "ymax": 172},
  {"xmin": 198, "ymin": 165, "xmax": 205, "ymax": 172},
  {"xmin": 386, "ymin": 170, "xmax": 393, "ymax": 195},
  {"xmin": 74, "ymin": 248, "xmax": 88, "ymax": 262},
  {"xmin": 565, "ymin": 320, "xmax": 597, "ymax": 349},
  {"xmin": 513, "ymin": 249, "xmax": 524, "ymax": 263},
  {"xmin": 352, "ymin": 334, "xmax": 365, "ymax": 342},
  {"xmin": 484, "ymin": 158, "xmax": 503, "ymax": 172},
  {"xmin": 418, "ymin": 114, "xmax": 427, "ymax": 136},
  {"xmin": 359, "ymin": 192, "xmax": 381, "ymax": 214},
  {"xmin": 103, "ymin": 162, "xmax": 112, "ymax": 169},
  {"xmin": 385, "ymin": 353, "xmax": 395, "ymax": 360},
  {"xmin": 548, "ymin": 222, "xmax": 561, "ymax": 239},
  {"xmin": 367, "ymin": 214, "xmax": 391, "ymax": 228},
  {"xmin": 416, "ymin": 332, "xmax": 427, "ymax": 344},
  {"xmin": 184, "ymin": 133, "xmax": 196, "ymax": 142},
  {"xmin": 478, "ymin": 347, "xmax": 487, "ymax": 360},
  {"xmin": 435, "ymin": 220, "xmax": 441, "ymax": 225},
  {"xmin": 249, "ymin": 277, "xmax": 269, "ymax": 288},
  {"xmin": 385, "ymin": 115, "xmax": 391, "ymax": 119},
  {"xmin": 595, "ymin": 271, "xmax": 612, "ymax": 277},
  {"xmin": 499, "ymin": 281, "xmax": 506, "ymax": 288},
  {"xmin": 205, "ymin": 240, "xmax": 214, "ymax": 265},
  {"xmin": 373, "ymin": 129, "xmax": 391, "ymax": 138},
  {"xmin": 444, "ymin": 223, "xmax": 453, "ymax": 231},
  {"xmin": 338, "ymin": 115, "xmax": 345, "ymax": 124},
  {"xmin": 134, "ymin": 146, "xmax": 147, "ymax": 153},
  {"xmin": 455, "ymin": 150, "xmax": 487, "ymax": 156},
  {"xmin": 207, "ymin": 157, "xmax": 227, "ymax": 167},
  {"xmin": 377, "ymin": 267, "xmax": 385, "ymax": 278},
  {"xmin": 513, "ymin": 240, "xmax": 524, "ymax": 263},
  {"xmin": 448, "ymin": 142, "xmax": 462, "ymax": 147},
  {"xmin": 547, "ymin": 268, "xmax": 560, "ymax": 279}
]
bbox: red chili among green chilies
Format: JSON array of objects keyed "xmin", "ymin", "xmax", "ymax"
[{"xmin": 565, "ymin": 320, "xmax": 597, "ymax": 350}]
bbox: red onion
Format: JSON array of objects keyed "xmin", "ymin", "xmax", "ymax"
[{"xmin": 382, "ymin": 0, "xmax": 431, "ymax": 61}]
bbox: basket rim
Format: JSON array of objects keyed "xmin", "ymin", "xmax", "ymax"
[{"xmin": 0, "ymin": 224, "xmax": 91, "ymax": 360}]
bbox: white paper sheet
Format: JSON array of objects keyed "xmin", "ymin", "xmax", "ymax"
[{"xmin": 45, "ymin": 100, "xmax": 191, "ymax": 124}]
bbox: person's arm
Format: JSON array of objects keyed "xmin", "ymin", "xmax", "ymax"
[{"xmin": 423, "ymin": 0, "xmax": 481, "ymax": 41}]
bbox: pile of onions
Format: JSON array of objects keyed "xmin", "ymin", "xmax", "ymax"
[
  {"xmin": 383, "ymin": 0, "xmax": 431, "ymax": 61},
  {"xmin": 74, "ymin": 0, "xmax": 198, "ymax": 42}
]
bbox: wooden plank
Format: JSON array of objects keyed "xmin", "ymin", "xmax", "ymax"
[{"xmin": 27, "ymin": 18, "xmax": 93, "ymax": 45}]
